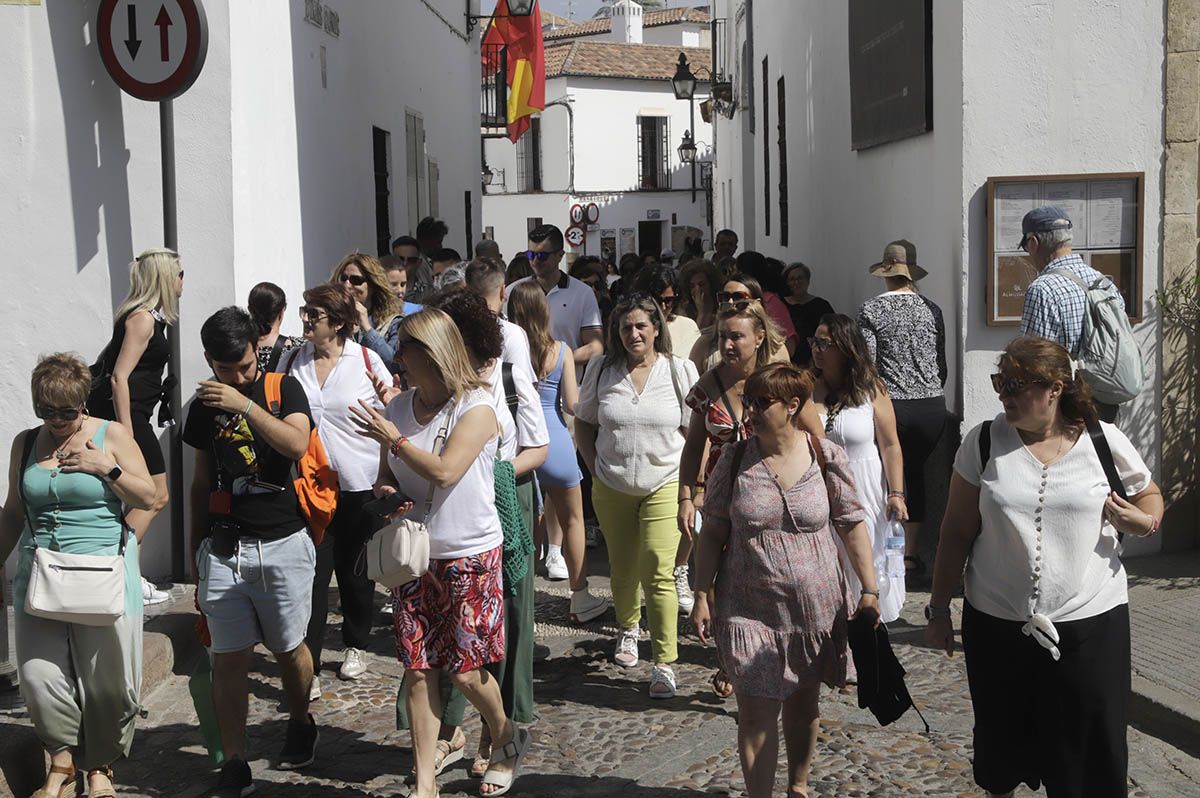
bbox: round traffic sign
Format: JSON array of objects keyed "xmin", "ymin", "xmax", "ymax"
[
  {"xmin": 565, "ymin": 225, "xmax": 586, "ymax": 248},
  {"xmin": 585, "ymin": 203, "xmax": 600, "ymax": 224},
  {"xmin": 98, "ymin": 0, "xmax": 209, "ymax": 101},
  {"xmin": 569, "ymin": 204, "xmax": 585, "ymax": 225}
]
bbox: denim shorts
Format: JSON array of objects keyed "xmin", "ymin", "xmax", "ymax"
[{"xmin": 197, "ymin": 530, "xmax": 316, "ymax": 655}]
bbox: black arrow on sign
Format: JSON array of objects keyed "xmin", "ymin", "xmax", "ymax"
[
  {"xmin": 155, "ymin": 5, "xmax": 172, "ymax": 62},
  {"xmin": 124, "ymin": 4, "xmax": 142, "ymax": 59}
]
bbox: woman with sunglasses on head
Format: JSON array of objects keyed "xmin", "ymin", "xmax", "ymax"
[
  {"xmin": 809, "ymin": 314, "xmax": 908, "ymax": 623},
  {"xmin": 688, "ymin": 274, "xmax": 793, "ymax": 373},
  {"xmin": 691, "ymin": 363, "xmax": 880, "ymax": 798},
  {"xmin": 781, "ymin": 262, "xmax": 835, "ymax": 367},
  {"xmin": 734, "ymin": 252, "xmax": 800, "ymax": 359},
  {"xmin": 924, "ymin": 337, "xmax": 1161, "ymax": 798},
  {"xmin": 248, "ymin": 282, "xmax": 304, "ymax": 372},
  {"xmin": 576, "ymin": 293, "xmax": 699, "ymax": 699},
  {"xmin": 349, "ymin": 308, "xmax": 530, "ymax": 798},
  {"xmin": 1, "ymin": 353, "xmax": 157, "ymax": 798},
  {"xmin": 330, "ymin": 253, "xmax": 404, "ymax": 372},
  {"xmin": 88, "ymin": 248, "xmax": 184, "ymax": 606},
  {"xmin": 279, "ymin": 285, "xmax": 392, "ymax": 694},
  {"xmin": 677, "ymin": 258, "xmax": 723, "ymax": 331},
  {"xmin": 633, "ymin": 265, "xmax": 701, "ymax": 360}
]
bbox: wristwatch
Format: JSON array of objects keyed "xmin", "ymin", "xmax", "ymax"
[
  {"xmin": 924, "ymin": 604, "xmax": 951, "ymax": 621},
  {"xmin": 103, "ymin": 463, "xmax": 124, "ymax": 483}
]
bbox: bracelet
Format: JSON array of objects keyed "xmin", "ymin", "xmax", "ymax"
[
  {"xmin": 389, "ymin": 436, "xmax": 408, "ymax": 457},
  {"xmin": 887, "ymin": 490, "xmax": 906, "ymax": 499},
  {"xmin": 861, "ymin": 589, "xmax": 880, "ymax": 597},
  {"xmin": 1145, "ymin": 515, "xmax": 1160, "ymax": 537},
  {"xmin": 678, "ymin": 496, "xmax": 693, "ymax": 504},
  {"xmin": 241, "ymin": 398, "xmax": 254, "ymax": 417}
]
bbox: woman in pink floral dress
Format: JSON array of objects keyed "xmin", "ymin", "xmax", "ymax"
[{"xmin": 691, "ymin": 363, "xmax": 880, "ymax": 798}]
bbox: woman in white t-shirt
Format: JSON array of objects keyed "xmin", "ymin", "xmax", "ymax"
[
  {"xmin": 350, "ymin": 308, "xmax": 529, "ymax": 798},
  {"xmin": 576, "ymin": 294, "xmax": 699, "ymax": 700},
  {"xmin": 279, "ymin": 285, "xmax": 392, "ymax": 689},
  {"xmin": 924, "ymin": 337, "xmax": 1163, "ymax": 798}
]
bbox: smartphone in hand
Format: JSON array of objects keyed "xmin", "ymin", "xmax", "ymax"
[{"xmin": 364, "ymin": 491, "xmax": 414, "ymax": 517}]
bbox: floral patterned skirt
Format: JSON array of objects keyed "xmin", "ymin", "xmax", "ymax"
[{"xmin": 392, "ymin": 546, "xmax": 505, "ymax": 673}]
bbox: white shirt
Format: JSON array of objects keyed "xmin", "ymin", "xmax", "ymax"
[
  {"xmin": 576, "ymin": 353, "xmax": 698, "ymax": 496},
  {"xmin": 955, "ymin": 415, "xmax": 1151, "ymax": 623},
  {"xmin": 504, "ymin": 273, "xmax": 601, "ymax": 351},
  {"xmin": 666, "ymin": 315, "xmax": 701, "ymax": 361},
  {"xmin": 385, "ymin": 390, "xmax": 502, "ymax": 559},
  {"xmin": 498, "ymin": 319, "xmax": 550, "ymax": 449},
  {"xmin": 277, "ymin": 342, "xmax": 390, "ymax": 493}
]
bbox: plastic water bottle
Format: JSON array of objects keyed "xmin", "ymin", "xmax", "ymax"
[{"xmin": 885, "ymin": 520, "xmax": 906, "ymax": 578}]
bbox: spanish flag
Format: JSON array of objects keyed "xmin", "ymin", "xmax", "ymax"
[{"xmin": 482, "ymin": 0, "xmax": 545, "ymax": 143}]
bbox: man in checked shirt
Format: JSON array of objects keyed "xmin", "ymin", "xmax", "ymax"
[{"xmin": 1018, "ymin": 205, "xmax": 1128, "ymax": 422}]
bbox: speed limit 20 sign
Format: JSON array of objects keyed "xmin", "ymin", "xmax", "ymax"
[{"xmin": 98, "ymin": 0, "xmax": 209, "ymax": 101}]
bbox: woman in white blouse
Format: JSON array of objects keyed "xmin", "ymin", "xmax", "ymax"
[
  {"xmin": 924, "ymin": 337, "xmax": 1163, "ymax": 798},
  {"xmin": 576, "ymin": 294, "xmax": 699, "ymax": 699},
  {"xmin": 350, "ymin": 308, "xmax": 529, "ymax": 798},
  {"xmin": 280, "ymin": 284, "xmax": 392, "ymax": 689}
]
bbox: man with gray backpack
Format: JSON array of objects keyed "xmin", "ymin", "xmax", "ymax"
[{"xmin": 1018, "ymin": 205, "xmax": 1145, "ymax": 421}]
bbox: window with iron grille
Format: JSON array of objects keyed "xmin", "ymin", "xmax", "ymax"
[
  {"xmin": 762, "ymin": 56, "xmax": 770, "ymax": 237},
  {"xmin": 636, "ymin": 116, "xmax": 670, "ymax": 190},
  {"xmin": 777, "ymin": 76, "xmax": 788, "ymax": 247},
  {"xmin": 516, "ymin": 118, "xmax": 542, "ymax": 192}
]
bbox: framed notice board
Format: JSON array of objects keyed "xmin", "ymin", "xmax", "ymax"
[{"xmin": 985, "ymin": 172, "xmax": 1144, "ymax": 326}]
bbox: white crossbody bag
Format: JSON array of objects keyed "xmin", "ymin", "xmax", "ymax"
[
  {"xmin": 19, "ymin": 427, "xmax": 128, "ymax": 626},
  {"xmin": 365, "ymin": 418, "xmax": 449, "ymax": 589}
]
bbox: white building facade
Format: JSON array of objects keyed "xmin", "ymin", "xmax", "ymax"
[
  {"xmin": 0, "ymin": 0, "xmax": 483, "ymax": 580},
  {"xmin": 482, "ymin": 2, "xmax": 714, "ymax": 264},
  {"xmin": 710, "ymin": 0, "xmax": 1176, "ymax": 552}
]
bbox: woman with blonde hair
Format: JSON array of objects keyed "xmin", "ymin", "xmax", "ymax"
[
  {"xmin": 350, "ymin": 308, "xmax": 530, "ymax": 798},
  {"xmin": 88, "ymin": 247, "xmax": 183, "ymax": 605},
  {"xmin": 1, "ymin": 353, "xmax": 158, "ymax": 798},
  {"xmin": 330, "ymin": 252, "xmax": 404, "ymax": 368}
]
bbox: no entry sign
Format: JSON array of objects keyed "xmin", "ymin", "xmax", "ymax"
[{"xmin": 97, "ymin": 0, "xmax": 208, "ymax": 101}]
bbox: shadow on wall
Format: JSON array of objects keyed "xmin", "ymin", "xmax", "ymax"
[
  {"xmin": 1157, "ymin": 271, "xmax": 1200, "ymax": 551},
  {"xmin": 45, "ymin": 0, "xmax": 135, "ymax": 313}
]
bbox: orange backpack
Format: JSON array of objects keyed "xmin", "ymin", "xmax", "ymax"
[{"xmin": 263, "ymin": 371, "xmax": 338, "ymax": 545}]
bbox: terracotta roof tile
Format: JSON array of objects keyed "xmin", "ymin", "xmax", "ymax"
[
  {"xmin": 545, "ymin": 41, "xmax": 710, "ymax": 82},
  {"xmin": 544, "ymin": 6, "xmax": 711, "ymax": 41}
]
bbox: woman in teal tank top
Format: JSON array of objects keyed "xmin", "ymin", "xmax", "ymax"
[{"xmin": 0, "ymin": 354, "xmax": 156, "ymax": 798}]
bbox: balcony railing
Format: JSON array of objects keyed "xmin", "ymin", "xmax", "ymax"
[{"xmin": 481, "ymin": 43, "xmax": 508, "ymax": 137}]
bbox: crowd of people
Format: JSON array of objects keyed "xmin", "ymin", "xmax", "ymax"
[{"xmin": 0, "ymin": 205, "xmax": 1163, "ymax": 798}]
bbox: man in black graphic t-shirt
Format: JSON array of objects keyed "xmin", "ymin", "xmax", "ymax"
[{"xmin": 183, "ymin": 307, "xmax": 318, "ymax": 793}]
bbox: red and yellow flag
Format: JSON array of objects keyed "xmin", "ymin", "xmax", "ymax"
[{"xmin": 482, "ymin": 0, "xmax": 545, "ymax": 143}]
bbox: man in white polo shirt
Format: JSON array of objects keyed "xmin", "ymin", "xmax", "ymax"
[{"xmin": 505, "ymin": 224, "xmax": 604, "ymax": 369}]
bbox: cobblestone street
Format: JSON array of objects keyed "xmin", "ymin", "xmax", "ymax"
[{"xmin": 56, "ymin": 555, "xmax": 1200, "ymax": 798}]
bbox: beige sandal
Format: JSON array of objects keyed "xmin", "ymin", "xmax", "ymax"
[
  {"xmin": 31, "ymin": 763, "xmax": 77, "ymax": 798},
  {"xmin": 86, "ymin": 766, "xmax": 116, "ymax": 798}
]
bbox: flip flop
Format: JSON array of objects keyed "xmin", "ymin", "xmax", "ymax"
[{"xmin": 479, "ymin": 725, "xmax": 531, "ymax": 797}]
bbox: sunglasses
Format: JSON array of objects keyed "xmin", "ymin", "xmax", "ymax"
[
  {"xmin": 808, "ymin": 337, "xmax": 835, "ymax": 353},
  {"xmin": 990, "ymin": 373, "xmax": 1047, "ymax": 396},
  {"xmin": 338, "ymin": 272, "xmax": 368, "ymax": 286},
  {"xmin": 744, "ymin": 396, "xmax": 780, "ymax": 413},
  {"xmin": 657, "ymin": 293, "xmax": 677, "ymax": 307},
  {"xmin": 717, "ymin": 290, "xmax": 753, "ymax": 304},
  {"xmin": 401, "ymin": 256, "xmax": 423, "ymax": 265},
  {"xmin": 525, "ymin": 250, "xmax": 562, "ymax": 263},
  {"xmin": 37, "ymin": 405, "xmax": 84, "ymax": 422},
  {"xmin": 298, "ymin": 306, "xmax": 329, "ymax": 323}
]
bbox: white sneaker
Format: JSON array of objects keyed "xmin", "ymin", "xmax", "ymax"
[
  {"xmin": 584, "ymin": 521, "xmax": 603, "ymax": 549},
  {"xmin": 569, "ymin": 588, "xmax": 610, "ymax": 623},
  {"xmin": 649, "ymin": 664, "xmax": 677, "ymax": 699},
  {"xmin": 309, "ymin": 675, "xmax": 322, "ymax": 702},
  {"xmin": 141, "ymin": 577, "xmax": 170, "ymax": 606},
  {"xmin": 674, "ymin": 565, "xmax": 694, "ymax": 615},
  {"xmin": 545, "ymin": 549, "xmax": 569, "ymax": 581},
  {"xmin": 338, "ymin": 648, "xmax": 368, "ymax": 681},
  {"xmin": 614, "ymin": 626, "xmax": 640, "ymax": 668}
]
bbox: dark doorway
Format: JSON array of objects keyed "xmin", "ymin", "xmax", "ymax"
[{"xmin": 638, "ymin": 221, "xmax": 663, "ymax": 257}]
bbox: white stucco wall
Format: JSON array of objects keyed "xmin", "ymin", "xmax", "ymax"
[{"xmin": 0, "ymin": 0, "xmax": 236, "ymax": 579}]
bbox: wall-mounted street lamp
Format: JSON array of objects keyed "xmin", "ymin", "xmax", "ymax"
[
  {"xmin": 669, "ymin": 52, "xmax": 711, "ymax": 203},
  {"xmin": 678, "ymin": 130, "xmax": 697, "ymax": 164},
  {"xmin": 467, "ymin": 0, "xmax": 534, "ymax": 34}
]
